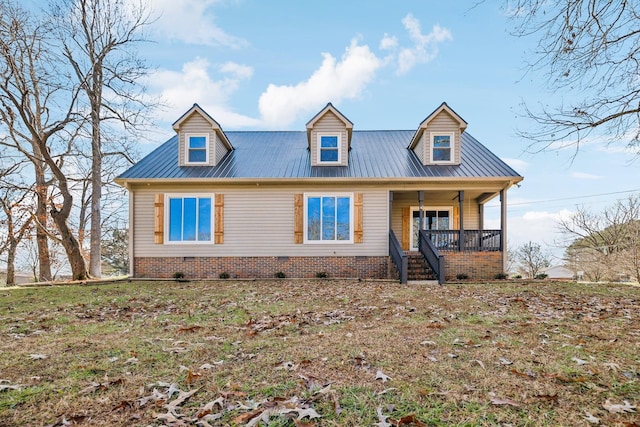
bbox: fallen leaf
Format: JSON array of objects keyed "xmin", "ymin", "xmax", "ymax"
[
  {"xmin": 490, "ymin": 396, "xmax": 521, "ymax": 407},
  {"xmin": 471, "ymin": 360, "xmax": 485, "ymax": 369},
  {"xmin": 571, "ymin": 357, "xmax": 588, "ymax": 365},
  {"xmin": 499, "ymin": 357, "xmax": 512, "ymax": 365},
  {"xmin": 375, "ymin": 406, "xmax": 391, "ymax": 427},
  {"xmin": 583, "ymin": 411, "xmax": 600, "ymax": 424},
  {"xmin": 603, "ymin": 399, "xmax": 636, "ymax": 414},
  {"xmin": 29, "ymin": 354, "xmax": 47, "ymax": 360},
  {"xmin": 388, "ymin": 414, "xmax": 427, "ymax": 426},
  {"xmin": 376, "ymin": 370, "xmax": 391, "ymax": 382}
]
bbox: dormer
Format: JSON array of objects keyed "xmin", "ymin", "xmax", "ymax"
[
  {"xmin": 408, "ymin": 102, "xmax": 467, "ymax": 166},
  {"xmin": 172, "ymin": 104, "xmax": 233, "ymax": 167},
  {"xmin": 306, "ymin": 103, "xmax": 353, "ymax": 167}
]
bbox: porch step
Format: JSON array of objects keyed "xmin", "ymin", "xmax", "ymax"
[{"xmin": 407, "ymin": 253, "xmax": 437, "ymax": 281}]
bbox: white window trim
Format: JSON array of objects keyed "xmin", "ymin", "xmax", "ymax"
[
  {"xmin": 429, "ymin": 132, "xmax": 455, "ymax": 164},
  {"xmin": 409, "ymin": 206, "xmax": 453, "ymax": 251},
  {"xmin": 303, "ymin": 192, "xmax": 354, "ymax": 244},
  {"xmin": 164, "ymin": 193, "xmax": 215, "ymax": 245},
  {"xmin": 184, "ymin": 133, "xmax": 211, "ymax": 165},
  {"xmin": 317, "ymin": 133, "xmax": 342, "ymax": 165}
]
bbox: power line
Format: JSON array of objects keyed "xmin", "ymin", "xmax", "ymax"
[{"xmin": 488, "ymin": 188, "xmax": 640, "ymax": 208}]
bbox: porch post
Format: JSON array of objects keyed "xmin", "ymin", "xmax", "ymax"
[
  {"xmin": 478, "ymin": 203, "xmax": 484, "ymax": 249},
  {"xmin": 500, "ymin": 189, "xmax": 507, "ymax": 272},
  {"xmin": 458, "ymin": 191, "xmax": 464, "ymax": 251},
  {"xmin": 389, "ymin": 192, "xmax": 393, "ymax": 229},
  {"xmin": 418, "ymin": 191, "xmax": 424, "ymax": 230}
]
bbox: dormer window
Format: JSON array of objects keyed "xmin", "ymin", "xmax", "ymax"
[
  {"xmin": 186, "ymin": 134, "xmax": 209, "ymax": 164},
  {"xmin": 318, "ymin": 134, "xmax": 341, "ymax": 164},
  {"xmin": 431, "ymin": 132, "xmax": 454, "ymax": 163}
]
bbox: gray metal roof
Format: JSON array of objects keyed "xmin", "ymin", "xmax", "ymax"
[{"xmin": 117, "ymin": 130, "xmax": 522, "ymax": 181}]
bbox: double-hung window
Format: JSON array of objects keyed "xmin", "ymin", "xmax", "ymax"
[
  {"xmin": 186, "ymin": 134, "xmax": 209, "ymax": 164},
  {"xmin": 166, "ymin": 194, "xmax": 213, "ymax": 243},
  {"xmin": 305, "ymin": 194, "xmax": 353, "ymax": 243},
  {"xmin": 318, "ymin": 135, "xmax": 340, "ymax": 164},
  {"xmin": 431, "ymin": 132, "xmax": 454, "ymax": 163}
]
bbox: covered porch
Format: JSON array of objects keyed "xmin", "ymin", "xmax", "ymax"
[{"xmin": 388, "ymin": 188, "xmax": 509, "ymax": 284}]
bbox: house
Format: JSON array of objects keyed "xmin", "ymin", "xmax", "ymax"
[
  {"xmin": 541, "ymin": 265, "xmax": 575, "ymax": 281},
  {"xmin": 115, "ymin": 102, "xmax": 523, "ymax": 283}
]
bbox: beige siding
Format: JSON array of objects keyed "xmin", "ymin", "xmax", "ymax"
[
  {"xmin": 215, "ymin": 133, "xmax": 229, "ymax": 164},
  {"xmin": 413, "ymin": 136, "xmax": 424, "ymax": 163},
  {"xmin": 177, "ymin": 113, "xmax": 218, "ymax": 166},
  {"xmin": 423, "ymin": 111, "xmax": 462, "ymax": 165},
  {"xmin": 133, "ymin": 185, "xmax": 388, "ymax": 257},
  {"xmin": 310, "ymin": 111, "xmax": 348, "ymax": 166}
]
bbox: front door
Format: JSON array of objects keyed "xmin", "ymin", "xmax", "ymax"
[{"xmin": 410, "ymin": 207, "xmax": 451, "ymax": 250}]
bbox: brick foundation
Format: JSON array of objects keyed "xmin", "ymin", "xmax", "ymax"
[
  {"xmin": 134, "ymin": 256, "xmax": 391, "ymax": 280},
  {"xmin": 444, "ymin": 251, "xmax": 503, "ymax": 280}
]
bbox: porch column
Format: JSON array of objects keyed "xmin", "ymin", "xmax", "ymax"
[
  {"xmin": 478, "ymin": 203, "xmax": 484, "ymax": 249},
  {"xmin": 458, "ymin": 191, "xmax": 464, "ymax": 251},
  {"xmin": 500, "ymin": 189, "xmax": 507, "ymax": 272},
  {"xmin": 389, "ymin": 192, "xmax": 393, "ymax": 229},
  {"xmin": 418, "ymin": 191, "xmax": 424, "ymax": 230}
]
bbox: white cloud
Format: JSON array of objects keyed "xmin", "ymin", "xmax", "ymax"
[
  {"xmin": 380, "ymin": 33, "xmax": 398, "ymax": 50},
  {"xmin": 502, "ymin": 157, "xmax": 529, "ymax": 172},
  {"xmin": 148, "ymin": 0, "xmax": 246, "ymax": 47},
  {"xmin": 258, "ymin": 39, "xmax": 382, "ymax": 128},
  {"xmin": 396, "ymin": 14, "xmax": 452, "ymax": 75},
  {"xmin": 148, "ymin": 58, "xmax": 260, "ymax": 128},
  {"xmin": 497, "ymin": 208, "xmax": 573, "ymax": 259},
  {"xmin": 571, "ymin": 171, "xmax": 602, "ymax": 180}
]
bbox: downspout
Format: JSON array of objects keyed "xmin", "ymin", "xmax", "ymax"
[{"xmin": 128, "ymin": 186, "xmax": 135, "ymax": 277}]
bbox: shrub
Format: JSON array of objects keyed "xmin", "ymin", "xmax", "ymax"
[
  {"xmin": 513, "ymin": 274, "xmax": 522, "ymax": 279},
  {"xmin": 219, "ymin": 272, "xmax": 230, "ymax": 279},
  {"xmin": 172, "ymin": 272, "xmax": 185, "ymax": 279},
  {"xmin": 456, "ymin": 273, "xmax": 469, "ymax": 280},
  {"xmin": 274, "ymin": 271, "xmax": 286, "ymax": 279},
  {"xmin": 495, "ymin": 272, "xmax": 508, "ymax": 280},
  {"xmin": 315, "ymin": 272, "xmax": 328, "ymax": 278},
  {"xmin": 535, "ymin": 273, "xmax": 548, "ymax": 280}
]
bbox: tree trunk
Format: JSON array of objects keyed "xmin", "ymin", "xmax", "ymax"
[
  {"xmin": 34, "ymin": 161, "xmax": 52, "ymax": 282},
  {"xmin": 51, "ymin": 205, "xmax": 88, "ymax": 280},
  {"xmin": 89, "ymin": 83, "xmax": 102, "ymax": 278},
  {"xmin": 5, "ymin": 239, "xmax": 17, "ymax": 286}
]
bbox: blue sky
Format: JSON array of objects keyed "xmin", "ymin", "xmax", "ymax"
[{"xmin": 133, "ymin": 0, "xmax": 639, "ymax": 260}]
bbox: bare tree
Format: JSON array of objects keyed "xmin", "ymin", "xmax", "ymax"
[
  {"xmin": 509, "ymin": 0, "xmax": 640, "ymax": 156},
  {"xmin": 0, "ymin": 183, "xmax": 34, "ymax": 286},
  {"xmin": 52, "ymin": 0, "xmax": 153, "ymax": 278},
  {"xmin": 560, "ymin": 195, "xmax": 640, "ymax": 282},
  {"xmin": 0, "ymin": 0, "xmax": 89, "ymax": 280},
  {"xmin": 514, "ymin": 241, "xmax": 551, "ymax": 278}
]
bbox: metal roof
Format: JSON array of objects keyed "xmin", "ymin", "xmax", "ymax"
[{"xmin": 117, "ymin": 130, "xmax": 522, "ymax": 181}]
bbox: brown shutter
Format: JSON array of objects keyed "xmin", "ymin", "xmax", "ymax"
[
  {"xmin": 354, "ymin": 192, "xmax": 363, "ymax": 243},
  {"xmin": 401, "ymin": 207, "xmax": 410, "ymax": 251},
  {"xmin": 215, "ymin": 194, "xmax": 224, "ymax": 244},
  {"xmin": 453, "ymin": 206, "xmax": 460, "ymax": 229},
  {"xmin": 154, "ymin": 194, "xmax": 164, "ymax": 244},
  {"xmin": 294, "ymin": 193, "xmax": 303, "ymax": 243}
]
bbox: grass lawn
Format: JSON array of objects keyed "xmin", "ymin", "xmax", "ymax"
[{"xmin": 0, "ymin": 279, "xmax": 638, "ymax": 426}]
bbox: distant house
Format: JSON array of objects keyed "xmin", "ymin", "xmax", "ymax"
[
  {"xmin": 0, "ymin": 270, "xmax": 35, "ymax": 285},
  {"xmin": 542, "ymin": 265, "xmax": 575, "ymax": 281},
  {"xmin": 116, "ymin": 102, "xmax": 523, "ymax": 283}
]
